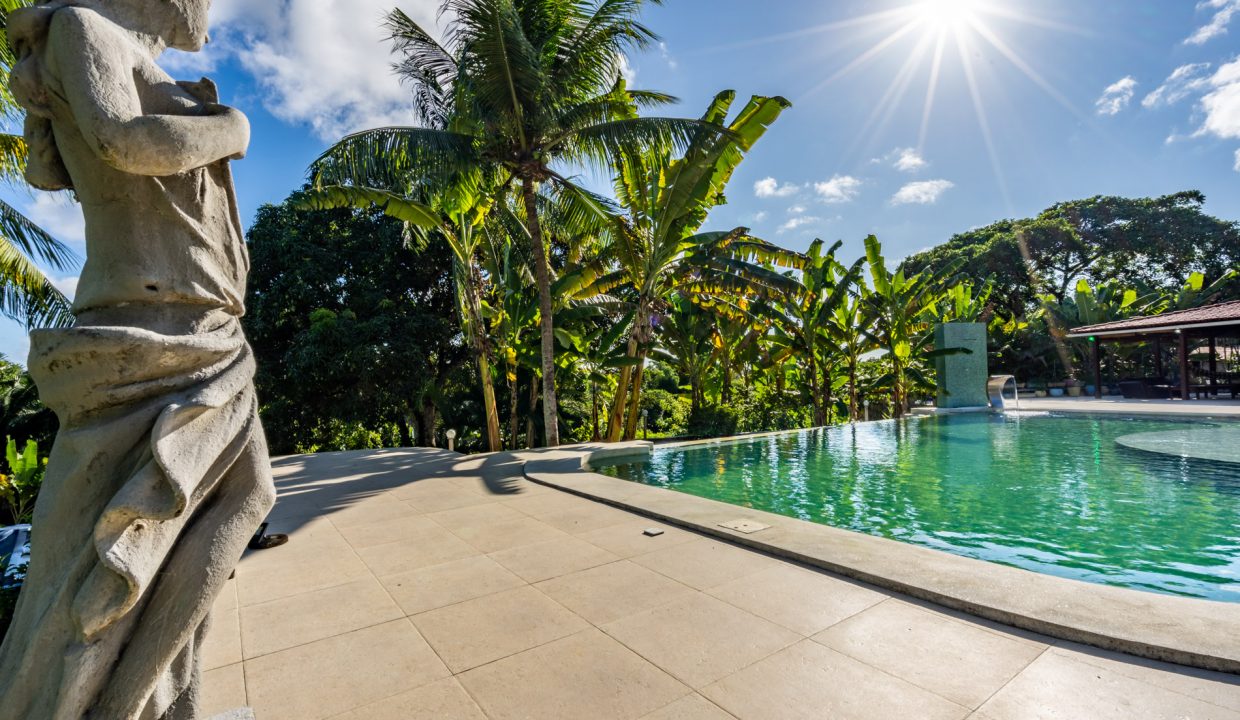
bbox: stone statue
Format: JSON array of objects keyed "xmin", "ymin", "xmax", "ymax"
[{"xmin": 0, "ymin": 1, "xmax": 275, "ymax": 718}]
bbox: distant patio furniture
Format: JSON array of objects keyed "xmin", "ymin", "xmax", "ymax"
[
  {"xmin": 1118, "ymin": 379, "xmax": 1172, "ymax": 400},
  {"xmin": 1070, "ymin": 300, "xmax": 1240, "ymax": 401}
]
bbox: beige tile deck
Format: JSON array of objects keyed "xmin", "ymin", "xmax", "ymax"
[{"xmin": 206, "ymin": 447, "xmax": 1240, "ymax": 719}]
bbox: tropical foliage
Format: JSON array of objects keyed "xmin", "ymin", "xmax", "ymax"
[{"xmin": 0, "ymin": 0, "xmax": 75, "ymax": 329}]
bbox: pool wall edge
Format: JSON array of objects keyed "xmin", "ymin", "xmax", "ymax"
[{"xmin": 523, "ymin": 444, "xmax": 1240, "ymax": 675}]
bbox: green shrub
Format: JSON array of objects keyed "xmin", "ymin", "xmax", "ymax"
[
  {"xmin": 1, "ymin": 438, "xmax": 45, "ymax": 525},
  {"xmin": 687, "ymin": 405, "xmax": 740, "ymax": 439}
]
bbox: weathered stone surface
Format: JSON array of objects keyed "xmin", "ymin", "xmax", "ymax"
[
  {"xmin": 0, "ymin": 2, "xmax": 273, "ymax": 718},
  {"xmin": 935, "ymin": 322, "xmax": 990, "ymax": 408}
]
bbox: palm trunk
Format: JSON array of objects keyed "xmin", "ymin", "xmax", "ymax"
[
  {"xmin": 526, "ymin": 380, "xmax": 540, "ymax": 450},
  {"xmin": 623, "ymin": 354, "xmax": 647, "ymax": 440},
  {"xmin": 808, "ymin": 355, "xmax": 824, "ymax": 427},
  {"xmin": 591, "ymin": 380, "xmax": 601, "ymax": 441},
  {"xmin": 477, "ymin": 353, "xmax": 502, "ymax": 452},
  {"xmin": 456, "ymin": 261, "xmax": 502, "ymax": 452},
  {"xmin": 521, "ymin": 180, "xmax": 559, "ymax": 447},
  {"xmin": 508, "ymin": 366, "xmax": 520, "ymax": 450},
  {"xmin": 606, "ymin": 344, "xmax": 636, "ymax": 442}
]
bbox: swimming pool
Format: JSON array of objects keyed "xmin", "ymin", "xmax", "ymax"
[{"xmin": 598, "ymin": 413, "xmax": 1240, "ymax": 602}]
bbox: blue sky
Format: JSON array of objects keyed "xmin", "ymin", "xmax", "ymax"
[{"xmin": 3, "ymin": 0, "xmax": 1239, "ymax": 364}]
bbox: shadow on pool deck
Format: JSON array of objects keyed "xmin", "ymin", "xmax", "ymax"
[{"xmin": 201, "ymin": 446, "xmax": 1240, "ymax": 720}]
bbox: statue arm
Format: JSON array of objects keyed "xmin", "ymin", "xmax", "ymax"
[{"xmin": 48, "ymin": 9, "xmax": 250, "ymax": 177}]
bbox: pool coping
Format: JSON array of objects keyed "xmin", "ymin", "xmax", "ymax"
[{"xmin": 523, "ymin": 441, "xmax": 1240, "ymax": 675}]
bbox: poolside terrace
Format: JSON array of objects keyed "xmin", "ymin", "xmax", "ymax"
[
  {"xmin": 200, "ymin": 446, "xmax": 1240, "ymax": 720},
  {"xmin": 1012, "ymin": 395, "xmax": 1240, "ymax": 418}
]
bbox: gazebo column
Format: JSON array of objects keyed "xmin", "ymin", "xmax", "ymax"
[
  {"xmin": 1178, "ymin": 332, "xmax": 1190, "ymax": 401},
  {"xmin": 1153, "ymin": 337, "xmax": 1164, "ymax": 378},
  {"xmin": 1091, "ymin": 339, "xmax": 1103, "ymax": 399},
  {"xmin": 1209, "ymin": 336, "xmax": 1219, "ymax": 397}
]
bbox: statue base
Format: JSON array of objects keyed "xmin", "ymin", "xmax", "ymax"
[{"xmin": 209, "ymin": 709, "xmax": 256, "ymax": 720}]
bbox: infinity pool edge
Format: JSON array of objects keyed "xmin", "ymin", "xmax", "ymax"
[{"xmin": 524, "ymin": 441, "xmax": 1240, "ymax": 675}]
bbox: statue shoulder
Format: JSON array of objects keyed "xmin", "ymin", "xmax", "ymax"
[{"xmin": 9, "ymin": 4, "xmax": 114, "ymax": 59}]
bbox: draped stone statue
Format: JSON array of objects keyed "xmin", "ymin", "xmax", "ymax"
[{"xmin": 0, "ymin": 1, "xmax": 275, "ymax": 717}]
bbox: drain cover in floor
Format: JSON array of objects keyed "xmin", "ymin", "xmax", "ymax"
[{"xmin": 719, "ymin": 519, "xmax": 771, "ymax": 534}]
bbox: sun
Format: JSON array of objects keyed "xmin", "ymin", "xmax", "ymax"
[{"xmin": 908, "ymin": 0, "xmax": 983, "ymax": 33}]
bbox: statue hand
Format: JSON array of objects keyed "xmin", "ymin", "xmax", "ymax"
[{"xmin": 176, "ymin": 77, "xmax": 219, "ymax": 105}]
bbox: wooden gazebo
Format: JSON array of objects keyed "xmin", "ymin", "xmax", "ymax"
[{"xmin": 1068, "ymin": 299, "xmax": 1240, "ymax": 401}]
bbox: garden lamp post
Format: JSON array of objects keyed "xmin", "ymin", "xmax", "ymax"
[
  {"xmin": 642, "ymin": 409, "xmax": 649, "ymax": 440},
  {"xmin": 446, "ymin": 428, "xmax": 457, "ymax": 453}
]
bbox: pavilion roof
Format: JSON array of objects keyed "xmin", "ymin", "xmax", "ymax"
[{"xmin": 1068, "ymin": 299, "xmax": 1240, "ymax": 338}]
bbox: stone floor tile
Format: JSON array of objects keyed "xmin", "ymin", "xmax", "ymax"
[
  {"xmin": 536, "ymin": 560, "xmax": 697, "ymax": 625},
  {"xmin": 632, "ymin": 539, "xmax": 773, "ymax": 591},
  {"xmin": 1050, "ymin": 642, "xmax": 1240, "ymax": 711},
  {"xmin": 356, "ymin": 526, "xmax": 479, "ymax": 577},
  {"xmin": 447, "ymin": 516, "xmax": 574, "ymax": 554},
  {"xmin": 380, "ymin": 555, "xmax": 525, "ymax": 616},
  {"xmin": 324, "ymin": 496, "xmax": 421, "ymax": 528},
  {"xmin": 488, "ymin": 537, "xmax": 620, "ymax": 583},
  {"xmin": 640, "ymin": 693, "xmax": 736, "ymax": 719},
  {"xmin": 426, "ymin": 502, "xmax": 525, "ymax": 533},
  {"xmin": 533, "ymin": 502, "xmax": 639, "ymax": 534},
  {"xmin": 201, "ymin": 663, "xmax": 247, "ymax": 717},
  {"xmin": 235, "ymin": 546, "xmax": 372, "ymax": 607},
  {"xmin": 397, "ymin": 485, "xmax": 495, "ymax": 513},
  {"xmin": 203, "ymin": 607, "xmax": 242, "ymax": 671},
  {"xmin": 977, "ymin": 651, "xmax": 1240, "ymax": 720},
  {"xmin": 214, "ymin": 577, "xmax": 238, "ymax": 613},
  {"xmin": 245, "ymin": 619, "xmax": 449, "ymax": 720},
  {"xmin": 329, "ymin": 678, "xmax": 487, "ymax": 720},
  {"xmin": 335, "ymin": 514, "xmax": 440, "ymax": 550},
  {"xmin": 812, "ymin": 599, "xmax": 1045, "ymax": 708},
  {"xmin": 707, "ymin": 564, "xmax": 885, "ymax": 636},
  {"xmin": 501, "ymin": 489, "xmax": 587, "ymax": 516},
  {"xmin": 701, "ymin": 640, "xmax": 969, "ymax": 720},
  {"xmin": 240, "ymin": 576, "xmax": 403, "ymax": 659},
  {"xmin": 577, "ymin": 520, "xmax": 700, "ymax": 558},
  {"xmin": 601, "ymin": 593, "xmax": 799, "ymax": 688},
  {"xmin": 458, "ymin": 629, "xmax": 690, "ymax": 720},
  {"xmin": 411, "ymin": 585, "xmax": 588, "ymax": 672}
]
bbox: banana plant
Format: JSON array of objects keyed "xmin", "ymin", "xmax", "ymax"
[
  {"xmin": 594, "ymin": 90, "xmax": 803, "ymax": 441},
  {"xmin": 863, "ymin": 235, "xmax": 964, "ymax": 417},
  {"xmin": 1, "ymin": 436, "xmax": 42, "ymax": 522},
  {"xmin": 766, "ymin": 239, "xmax": 864, "ymax": 427}
]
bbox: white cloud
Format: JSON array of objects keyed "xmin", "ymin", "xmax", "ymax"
[
  {"xmin": 1185, "ymin": 0, "xmax": 1240, "ymax": 45},
  {"xmin": 893, "ymin": 148, "xmax": 927, "ymax": 172},
  {"xmin": 788, "ymin": 205, "xmax": 806, "ymax": 214},
  {"xmin": 1143, "ymin": 63, "xmax": 1213, "ymax": 108},
  {"xmin": 753, "ymin": 211, "xmax": 768, "ymax": 222},
  {"xmin": 814, "ymin": 175, "xmax": 862, "ymax": 203},
  {"xmin": 52, "ymin": 275, "xmax": 79, "ymax": 301},
  {"xmin": 778, "ymin": 216, "xmax": 820, "ymax": 233},
  {"xmin": 1095, "ymin": 76, "xmax": 1138, "ymax": 116},
  {"xmin": 892, "ymin": 179, "xmax": 954, "ymax": 205},
  {"xmin": 1197, "ymin": 58, "xmax": 1240, "ymax": 139},
  {"xmin": 618, "ymin": 54, "xmax": 637, "ymax": 84},
  {"xmin": 160, "ymin": 0, "xmax": 441, "ymax": 141},
  {"xmin": 754, "ymin": 177, "xmax": 799, "ymax": 198},
  {"xmin": 25, "ymin": 193, "xmax": 86, "ymax": 248},
  {"xmin": 1234, "ymin": 148, "xmax": 1240, "ymax": 171}
]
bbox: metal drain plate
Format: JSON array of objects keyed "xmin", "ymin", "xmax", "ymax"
[{"xmin": 719, "ymin": 519, "xmax": 771, "ymax": 534}]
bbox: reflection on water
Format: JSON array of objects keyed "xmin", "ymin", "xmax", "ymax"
[{"xmin": 602, "ymin": 413, "xmax": 1240, "ymax": 602}]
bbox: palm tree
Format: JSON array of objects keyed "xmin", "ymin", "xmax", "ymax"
[
  {"xmin": 0, "ymin": 0, "xmax": 75, "ymax": 329},
  {"xmin": 316, "ymin": 0, "xmax": 708, "ymax": 446},
  {"xmin": 597, "ymin": 90, "xmax": 800, "ymax": 441}
]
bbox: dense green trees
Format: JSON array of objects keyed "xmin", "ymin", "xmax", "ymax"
[{"xmin": 243, "ymin": 193, "xmax": 472, "ymax": 454}]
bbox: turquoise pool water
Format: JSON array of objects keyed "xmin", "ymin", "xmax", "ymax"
[{"xmin": 599, "ymin": 413, "xmax": 1240, "ymax": 602}]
